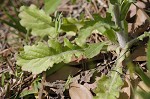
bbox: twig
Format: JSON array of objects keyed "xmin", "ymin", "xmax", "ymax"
[
  {"xmin": 85, "ymin": 4, "xmax": 94, "ymax": 20},
  {"xmin": 0, "ymin": 47, "xmax": 19, "ymax": 55},
  {"xmin": 6, "ymin": 57, "xmax": 15, "ymax": 74},
  {"xmin": 0, "ymin": 48, "xmax": 11, "ymax": 55},
  {"xmin": 38, "ymin": 72, "xmax": 46, "ymax": 99},
  {"xmin": 11, "ymin": 74, "xmax": 35, "ymax": 89},
  {"xmin": 92, "ymin": 0, "xmax": 99, "ymax": 13}
]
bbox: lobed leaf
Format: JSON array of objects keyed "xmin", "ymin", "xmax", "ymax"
[
  {"xmin": 94, "ymin": 68, "xmax": 123, "ymax": 99},
  {"xmin": 61, "ymin": 17, "xmax": 84, "ymax": 33},
  {"xmin": 44, "ymin": 0, "xmax": 61, "ymax": 14},
  {"xmin": 17, "ymin": 40, "xmax": 107, "ymax": 74},
  {"xmin": 75, "ymin": 13, "xmax": 115, "ymax": 47},
  {"xmin": 17, "ymin": 41, "xmax": 83, "ymax": 74},
  {"xmin": 84, "ymin": 42, "xmax": 106, "ymax": 58},
  {"xmin": 19, "ymin": 5, "xmax": 56, "ymax": 38}
]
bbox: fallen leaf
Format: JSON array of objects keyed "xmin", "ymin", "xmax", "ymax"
[
  {"xmin": 69, "ymin": 83, "xmax": 93, "ymax": 99},
  {"xmin": 119, "ymin": 75, "xmax": 131, "ymax": 99},
  {"xmin": 131, "ymin": 45, "xmax": 147, "ymax": 61},
  {"xmin": 127, "ymin": 2, "xmax": 150, "ymax": 37}
]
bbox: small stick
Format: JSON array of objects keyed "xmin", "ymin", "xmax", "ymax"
[{"xmin": 38, "ymin": 72, "xmax": 46, "ymax": 99}]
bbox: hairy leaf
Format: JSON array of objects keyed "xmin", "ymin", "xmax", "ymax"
[
  {"xmin": 44, "ymin": 0, "xmax": 61, "ymax": 14},
  {"xmin": 17, "ymin": 39, "xmax": 107, "ymax": 74},
  {"xmin": 17, "ymin": 41, "xmax": 83, "ymax": 74},
  {"xmin": 19, "ymin": 5, "xmax": 56, "ymax": 38},
  {"xmin": 94, "ymin": 68, "xmax": 123, "ymax": 99}
]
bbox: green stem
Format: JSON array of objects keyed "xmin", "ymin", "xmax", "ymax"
[
  {"xmin": 116, "ymin": 32, "xmax": 150, "ymax": 65},
  {"xmin": 125, "ymin": 32, "xmax": 150, "ymax": 49},
  {"xmin": 115, "ymin": 32, "xmax": 150, "ymax": 98},
  {"xmin": 113, "ymin": 4, "xmax": 128, "ymax": 48}
]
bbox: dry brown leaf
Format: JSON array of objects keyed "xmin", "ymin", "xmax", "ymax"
[
  {"xmin": 127, "ymin": 1, "xmax": 146, "ymax": 19},
  {"xmin": 131, "ymin": 45, "xmax": 147, "ymax": 61},
  {"xmin": 127, "ymin": 2, "xmax": 150, "ymax": 37},
  {"xmin": 119, "ymin": 76, "xmax": 131, "ymax": 99},
  {"xmin": 69, "ymin": 83, "xmax": 93, "ymax": 99},
  {"xmin": 128, "ymin": 8, "xmax": 150, "ymax": 37},
  {"xmin": 84, "ymin": 82, "xmax": 97, "ymax": 91}
]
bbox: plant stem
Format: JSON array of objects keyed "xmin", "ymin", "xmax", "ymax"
[
  {"xmin": 125, "ymin": 32, "xmax": 150, "ymax": 49},
  {"xmin": 113, "ymin": 4, "xmax": 128, "ymax": 48},
  {"xmin": 116, "ymin": 32, "xmax": 150, "ymax": 65}
]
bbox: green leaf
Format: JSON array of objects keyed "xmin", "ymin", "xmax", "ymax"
[
  {"xmin": 1, "ymin": 73, "xmax": 5, "ymax": 87},
  {"xmin": 94, "ymin": 68, "xmax": 123, "ymax": 99},
  {"xmin": 123, "ymin": 20, "xmax": 128, "ymax": 34},
  {"xmin": 48, "ymin": 39, "xmax": 62, "ymax": 53},
  {"xmin": 17, "ymin": 42, "xmax": 54, "ymax": 65},
  {"xmin": 84, "ymin": 42, "xmax": 106, "ymax": 58},
  {"xmin": 17, "ymin": 39, "xmax": 107, "ymax": 74},
  {"xmin": 135, "ymin": 65, "xmax": 150, "ymax": 87},
  {"xmin": 0, "ymin": 18, "xmax": 27, "ymax": 34},
  {"xmin": 20, "ymin": 82, "xmax": 38, "ymax": 97},
  {"xmin": 138, "ymin": 91, "xmax": 150, "ymax": 99},
  {"xmin": 17, "ymin": 42, "xmax": 83, "ymax": 74},
  {"xmin": 75, "ymin": 13, "xmax": 115, "ymax": 47},
  {"xmin": 61, "ymin": 17, "xmax": 84, "ymax": 33},
  {"xmin": 71, "ymin": 0, "xmax": 76, "ymax": 4},
  {"xmin": 86, "ymin": 0, "xmax": 92, "ymax": 2},
  {"xmin": 44, "ymin": 0, "xmax": 61, "ymax": 14},
  {"xmin": 64, "ymin": 38, "xmax": 76, "ymax": 50},
  {"xmin": 110, "ymin": 0, "xmax": 118, "ymax": 5},
  {"xmin": 1, "ymin": 8, "xmax": 27, "ymax": 33},
  {"xmin": 20, "ymin": 89, "xmax": 37, "ymax": 97},
  {"xmin": 19, "ymin": 4, "xmax": 56, "ymax": 38},
  {"xmin": 120, "ymin": 1, "xmax": 132, "ymax": 20},
  {"xmin": 103, "ymin": 29, "xmax": 116, "ymax": 42}
]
